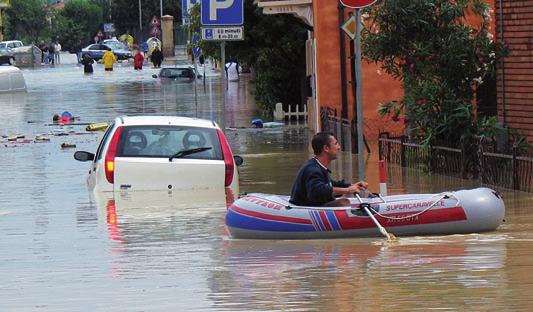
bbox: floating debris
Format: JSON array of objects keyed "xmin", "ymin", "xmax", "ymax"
[
  {"xmin": 35, "ymin": 135, "xmax": 50, "ymax": 142},
  {"xmin": 60, "ymin": 142, "xmax": 76, "ymax": 149},
  {"xmin": 86, "ymin": 122, "xmax": 109, "ymax": 132}
]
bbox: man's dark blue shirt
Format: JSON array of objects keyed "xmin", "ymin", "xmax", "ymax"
[{"xmin": 289, "ymin": 158, "xmax": 350, "ymax": 206}]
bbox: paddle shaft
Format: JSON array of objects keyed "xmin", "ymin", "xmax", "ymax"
[
  {"xmin": 356, "ymin": 194, "xmax": 395, "ymax": 241},
  {"xmin": 361, "ymin": 205, "xmax": 393, "ymax": 239}
]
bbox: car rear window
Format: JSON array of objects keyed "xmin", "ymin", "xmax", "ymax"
[
  {"xmin": 160, "ymin": 68, "xmax": 193, "ymax": 78},
  {"xmin": 117, "ymin": 125, "xmax": 223, "ymax": 160}
]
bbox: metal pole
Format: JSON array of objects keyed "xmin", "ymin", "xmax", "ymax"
[
  {"xmin": 160, "ymin": 0, "xmax": 163, "ymax": 20},
  {"xmin": 0, "ymin": 9, "xmax": 3, "ymax": 42},
  {"xmin": 193, "ymin": 54, "xmax": 199, "ymax": 118},
  {"xmin": 138, "ymin": 0, "xmax": 142, "ymax": 32},
  {"xmin": 355, "ymin": 9, "xmax": 365, "ymax": 180},
  {"xmin": 221, "ymin": 41, "xmax": 226, "ymax": 131}
]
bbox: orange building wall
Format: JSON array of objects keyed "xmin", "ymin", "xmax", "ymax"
[
  {"xmin": 312, "ymin": 1, "xmax": 404, "ymax": 141},
  {"xmin": 312, "ymin": 0, "xmax": 501, "ymax": 141}
]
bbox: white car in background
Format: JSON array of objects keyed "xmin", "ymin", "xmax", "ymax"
[{"xmin": 74, "ymin": 116, "xmax": 242, "ymax": 193}]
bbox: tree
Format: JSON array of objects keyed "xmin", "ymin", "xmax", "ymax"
[
  {"xmin": 109, "ymin": 0, "xmax": 181, "ymax": 36},
  {"xmin": 189, "ymin": 2, "xmax": 308, "ymax": 112},
  {"xmin": 51, "ymin": 0, "xmax": 103, "ymax": 51},
  {"xmin": 362, "ymin": 0, "xmax": 506, "ymax": 147},
  {"xmin": 4, "ymin": 0, "xmax": 49, "ymax": 44}
]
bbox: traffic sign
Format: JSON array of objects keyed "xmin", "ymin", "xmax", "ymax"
[
  {"xmin": 340, "ymin": 0, "xmax": 378, "ymax": 8},
  {"xmin": 150, "ymin": 27, "xmax": 160, "ymax": 36},
  {"xmin": 192, "ymin": 35, "xmax": 201, "ymax": 57},
  {"xmin": 103, "ymin": 23, "xmax": 115, "ymax": 33},
  {"xmin": 341, "ymin": 15, "xmax": 356, "ymax": 40},
  {"xmin": 151, "ymin": 16, "xmax": 160, "ymax": 27},
  {"xmin": 201, "ymin": 0, "xmax": 243, "ymax": 25},
  {"xmin": 182, "ymin": 0, "xmax": 197, "ymax": 19},
  {"xmin": 201, "ymin": 27, "xmax": 244, "ymax": 41}
]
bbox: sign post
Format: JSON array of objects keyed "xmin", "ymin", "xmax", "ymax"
[
  {"xmin": 200, "ymin": 0, "xmax": 244, "ymax": 131},
  {"xmin": 192, "ymin": 34, "xmax": 201, "ymax": 117},
  {"xmin": 340, "ymin": 0, "xmax": 377, "ymax": 181}
]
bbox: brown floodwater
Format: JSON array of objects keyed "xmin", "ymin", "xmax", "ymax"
[{"xmin": 0, "ymin": 59, "xmax": 532, "ymax": 311}]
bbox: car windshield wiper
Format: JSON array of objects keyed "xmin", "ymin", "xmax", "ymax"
[{"xmin": 169, "ymin": 147, "xmax": 212, "ymax": 162}]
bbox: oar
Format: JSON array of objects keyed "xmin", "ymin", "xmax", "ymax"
[{"xmin": 355, "ymin": 194, "xmax": 397, "ymax": 242}]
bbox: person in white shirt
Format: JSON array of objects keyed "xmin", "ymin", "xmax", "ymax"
[
  {"xmin": 225, "ymin": 61, "xmax": 240, "ymax": 82},
  {"xmin": 55, "ymin": 41, "xmax": 61, "ymax": 64}
]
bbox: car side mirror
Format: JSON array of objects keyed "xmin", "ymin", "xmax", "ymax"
[
  {"xmin": 233, "ymin": 155, "xmax": 243, "ymax": 166},
  {"xmin": 74, "ymin": 151, "xmax": 95, "ymax": 162},
  {"xmin": 152, "ymin": 74, "xmax": 158, "ymax": 78}
]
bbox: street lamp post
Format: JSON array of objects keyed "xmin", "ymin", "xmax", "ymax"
[{"xmin": 138, "ymin": 0, "xmax": 142, "ymax": 32}]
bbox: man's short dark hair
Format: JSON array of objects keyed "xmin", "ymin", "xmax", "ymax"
[{"xmin": 312, "ymin": 132, "xmax": 335, "ymax": 155}]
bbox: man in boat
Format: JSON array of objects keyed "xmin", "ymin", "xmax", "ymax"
[{"xmin": 290, "ymin": 132, "xmax": 368, "ymax": 207}]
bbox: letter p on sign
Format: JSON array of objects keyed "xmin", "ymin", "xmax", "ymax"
[
  {"xmin": 210, "ymin": 0, "xmax": 234, "ymax": 20},
  {"xmin": 201, "ymin": 0, "xmax": 243, "ymax": 25}
]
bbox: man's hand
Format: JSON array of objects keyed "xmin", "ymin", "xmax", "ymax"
[{"xmin": 346, "ymin": 181, "xmax": 368, "ymax": 195}]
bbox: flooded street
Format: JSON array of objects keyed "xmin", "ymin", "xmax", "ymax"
[{"xmin": 1, "ymin": 61, "xmax": 533, "ymax": 311}]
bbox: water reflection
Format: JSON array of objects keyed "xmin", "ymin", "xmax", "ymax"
[{"xmin": 211, "ymin": 235, "xmax": 507, "ymax": 311}]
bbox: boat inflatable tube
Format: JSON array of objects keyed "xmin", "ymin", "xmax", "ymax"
[{"xmin": 226, "ymin": 187, "xmax": 505, "ymax": 239}]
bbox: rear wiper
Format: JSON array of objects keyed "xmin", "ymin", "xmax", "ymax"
[{"xmin": 169, "ymin": 147, "xmax": 212, "ymax": 162}]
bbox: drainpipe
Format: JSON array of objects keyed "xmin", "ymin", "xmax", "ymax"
[
  {"xmin": 338, "ymin": 4, "xmax": 348, "ymax": 120},
  {"xmin": 338, "ymin": 4, "xmax": 348, "ymax": 149},
  {"xmin": 498, "ymin": 0, "xmax": 506, "ymax": 126}
]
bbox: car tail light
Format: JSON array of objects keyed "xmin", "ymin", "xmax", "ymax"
[
  {"xmin": 104, "ymin": 126, "xmax": 123, "ymax": 184},
  {"xmin": 217, "ymin": 128, "xmax": 235, "ymax": 187}
]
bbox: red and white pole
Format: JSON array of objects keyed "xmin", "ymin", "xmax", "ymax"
[{"xmin": 379, "ymin": 159, "xmax": 388, "ymax": 196}]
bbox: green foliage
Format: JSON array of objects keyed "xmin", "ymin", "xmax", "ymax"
[
  {"xmin": 188, "ymin": 1, "xmax": 308, "ymax": 112},
  {"xmin": 109, "ymin": 0, "xmax": 181, "ymax": 35},
  {"xmin": 5, "ymin": 0, "xmax": 49, "ymax": 44},
  {"xmin": 363, "ymin": 0, "xmax": 506, "ymax": 145},
  {"xmin": 51, "ymin": 0, "xmax": 103, "ymax": 51}
]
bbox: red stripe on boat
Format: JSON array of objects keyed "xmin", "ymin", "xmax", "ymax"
[
  {"xmin": 231, "ymin": 205, "xmax": 312, "ymax": 225},
  {"xmin": 335, "ymin": 207, "xmax": 467, "ymax": 229},
  {"xmin": 318, "ymin": 210, "xmax": 332, "ymax": 231}
]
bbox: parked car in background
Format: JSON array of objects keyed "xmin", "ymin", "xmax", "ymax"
[
  {"xmin": 81, "ymin": 42, "xmax": 132, "ymax": 61},
  {"xmin": 74, "ymin": 115, "xmax": 242, "ymax": 193},
  {"xmin": 152, "ymin": 65, "xmax": 200, "ymax": 82},
  {"xmin": 1, "ymin": 40, "xmax": 23, "ymax": 49},
  {"xmin": 0, "ymin": 43, "xmax": 15, "ymax": 65}
]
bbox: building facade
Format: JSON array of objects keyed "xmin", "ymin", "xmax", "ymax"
[{"xmin": 257, "ymin": 0, "xmax": 532, "ymax": 144}]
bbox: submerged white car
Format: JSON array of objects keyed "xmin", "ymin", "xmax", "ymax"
[{"xmin": 74, "ymin": 115, "xmax": 242, "ymax": 193}]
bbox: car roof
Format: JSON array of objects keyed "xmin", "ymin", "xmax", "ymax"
[
  {"xmin": 115, "ymin": 115, "xmax": 218, "ymax": 129},
  {"xmin": 161, "ymin": 65, "xmax": 193, "ymax": 70},
  {"xmin": 0, "ymin": 66, "xmax": 23, "ymax": 74}
]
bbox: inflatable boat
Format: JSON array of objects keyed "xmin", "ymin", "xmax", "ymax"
[{"xmin": 226, "ymin": 188, "xmax": 505, "ymax": 239}]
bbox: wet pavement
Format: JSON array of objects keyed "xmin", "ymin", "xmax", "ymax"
[{"xmin": 1, "ymin": 59, "xmax": 533, "ymax": 311}]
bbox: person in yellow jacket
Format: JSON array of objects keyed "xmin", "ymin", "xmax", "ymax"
[{"xmin": 101, "ymin": 48, "xmax": 117, "ymax": 71}]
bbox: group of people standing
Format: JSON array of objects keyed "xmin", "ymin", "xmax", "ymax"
[
  {"xmin": 39, "ymin": 41, "xmax": 61, "ymax": 65},
  {"xmin": 81, "ymin": 48, "xmax": 117, "ymax": 73},
  {"xmin": 80, "ymin": 45, "xmax": 164, "ymax": 74}
]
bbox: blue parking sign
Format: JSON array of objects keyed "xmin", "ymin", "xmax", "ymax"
[
  {"xmin": 192, "ymin": 35, "xmax": 201, "ymax": 57},
  {"xmin": 201, "ymin": 0, "xmax": 243, "ymax": 25},
  {"xmin": 182, "ymin": 0, "xmax": 197, "ymax": 18},
  {"xmin": 204, "ymin": 29, "xmax": 213, "ymax": 39}
]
